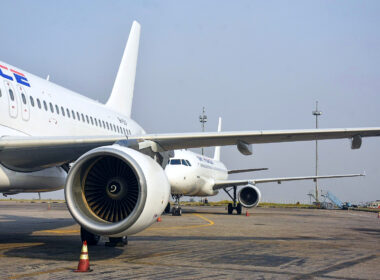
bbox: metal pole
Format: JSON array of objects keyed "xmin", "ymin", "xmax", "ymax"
[
  {"xmin": 312, "ymin": 101, "xmax": 322, "ymax": 203},
  {"xmin": 199, "ymin": 107, "xmax": 207, "ymax": 155}
]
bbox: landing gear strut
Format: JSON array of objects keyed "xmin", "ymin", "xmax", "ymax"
[
  {"xmin": 171, "ymin": 194, "xmax": 182, "ymax": 216},
  {"xmin": 224, "ymin": 186, "xmax": 242, "ymax": 215},
  {"xmin": 80, "ymin": 227, "xmax": 100, "ymax": 246}
]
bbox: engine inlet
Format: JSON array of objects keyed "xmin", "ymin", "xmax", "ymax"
[{"xmin": 84, "ymin": 156, "xmax": 139, "ymax": 223}]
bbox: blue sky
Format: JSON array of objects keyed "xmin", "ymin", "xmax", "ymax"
[{"xmin": 1, "ymin": 1, "xmax": 380, "ymax": 203}]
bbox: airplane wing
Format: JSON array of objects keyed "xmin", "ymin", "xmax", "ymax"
[
  {"xmin": 228, "ymin": 168, "xmax": 268, "ymax": 174},
  {"xmin": 136, "ymin": 127, "xmax": 380, "ymax": 150},
  {"xmin": 212, "ymin": 173, "xmax": 365, "ymax": 190},
  {"xmin": 0, "ymin": 126, "xmax": 379, "ymax": 171}
]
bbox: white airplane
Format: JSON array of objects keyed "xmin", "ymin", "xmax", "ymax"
[
  {"xmin": 0, "ymin": 21, "xmax": 379, "ymax": 246},
  {"xmin": 165, "ymin": 118, "xmax": 365, "ymax": 216}
]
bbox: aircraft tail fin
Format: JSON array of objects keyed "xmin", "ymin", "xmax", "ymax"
[
  {"xmin": 213, "ymin": 117, "xmax": 222, "ymax": 161},
  {"xmin": 106, "ymin": 21, "xmax": 141, "ymax": 117}
]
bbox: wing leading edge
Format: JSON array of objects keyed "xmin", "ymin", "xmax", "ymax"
[
  {"xmin": 213, "ymin": 173, "xmax": 365, "ymax": 190},
  {"xmin": 0, "ymin": 126, "xmax": 379, "ymax": 171}
]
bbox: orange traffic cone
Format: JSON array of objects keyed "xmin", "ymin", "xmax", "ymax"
[
  {"xmin": 246, "ymin": 211, "xmax": 250, "ymax": 217},
  {"xmin": 157, "ymin": 217, "xmax": 162, "ymax": 222},
  {"xmin": 74, "ymin": 241, "xmax": 91, "ymax": 272}
]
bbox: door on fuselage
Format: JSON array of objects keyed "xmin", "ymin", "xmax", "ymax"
[
  {"xmin": 16, "ymin": 85, "xmax": 30, "ymax": 121},
  {"xmin": 4, "ymin": 80, "xmax": 18, "ymax": 118}
]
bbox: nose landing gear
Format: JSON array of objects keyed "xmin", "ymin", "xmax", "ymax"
[{"xmin": 171, "ymin": 194, "xmax": 183, "ymax": 216}]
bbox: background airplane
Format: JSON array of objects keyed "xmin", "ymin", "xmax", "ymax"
[
  {"xmin": 0, "ymin": 21, "xmax": 379, "ymax": 246},
  {"xmin": 165, "ymin": 118, "xmax": 364, "ymax": 215}
]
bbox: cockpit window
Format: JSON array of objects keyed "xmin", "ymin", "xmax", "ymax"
[
  {"xmin": 170, "ymin": 159, "xmax": 181, "ymax": 165},
  {"xmin": 186, "ymin": 160, "xmax": 191, "ymax": 166},
  {"xmin": 181, "ymin": 159, "xmax": 188, "ymax": 166}
]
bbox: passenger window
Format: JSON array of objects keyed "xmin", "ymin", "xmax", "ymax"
[
  {"xmin": 66, "ymin": 108, "xmax": 70, "ymax": 118},
  {"xmin": 71, "ymin": 110, "xmax": 75, "ymax": 119},
  {"xmin": 90, "ymin": 116, "xmax": 93, "ymax": 125},
  {"xmin": 55, "ymin": 104, "xmax": 59, "ymax": 115},
  {"xmin": 86, "ymin": 115, "xmax": 89, "ymax": 123},
  {"xmin": 37, "ymin": 99, "xmax": 41, "ymax": 109},
  {"xmin": 0, "ymin": 88, "xmax": 2, "ymax": 97},
  {"xmin": 30, "ymin": 96, "xmax": 35, "ymax": 107},
  {"xmin": 9, "ymin": 89, "xmax": 14, "ymax": 101},
  {"xmin": 21, "ymin": 93, "xmax": 27, "ymax": 104},
  {"xmin": 94, "ymin": 118, "xmax": 98, "ymax": 126},
  {"xmin": 61, "ymin": 106, "xmax": 65, "ymax": 116},
  {"xmin": 43, "ymin": 101, "xmax": 48, "ymax": 111},
  {"xmin": 49, "ymin": 103, "xmax": 54, "ymax": 113},
  {"xmin": 81, "ymin": 114, "xmax": 85, "ymax": 122},
  {"xmin": 102, "ymin": 121, "xmax": 105, "ymax": 128},
  {"xmin": 77, "ymin": 112, "xmax": 80, "ymax": 120},
  {"xmin": 106, "ymin": 122, "xmax": 109, "ymax": 130}
]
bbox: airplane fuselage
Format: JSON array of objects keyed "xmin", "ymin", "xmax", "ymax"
[
  {"xmin": 0, "ymin": 61, "xmax": 145, "ymax": 193},
  {"xmin": 165, "ymin": 150, "xmax": 228, "ymax": 196}
]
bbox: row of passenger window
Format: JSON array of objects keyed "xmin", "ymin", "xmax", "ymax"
[{"xmin": 1, "ymin": 87, "xmax": 130, "ymax": 135}]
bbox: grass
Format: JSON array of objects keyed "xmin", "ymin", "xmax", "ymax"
[
  {"xmin": 182, "ymin": 200, "xmax": 317, "ymax": 208},
  {"xmin": 1, "ymin": 199, "xmax": 378, "ymax": 212},
  {"xmin": 0, "ymin": 199, "xmax": 65, "ymax": 203}
]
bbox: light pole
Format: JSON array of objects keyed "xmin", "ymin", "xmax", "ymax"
[
  {"xmin": 312, "ymin": 101, "xmax": 322, "ymax": 203},
  {"xmin": 199, "ymin": 107, "xmax": 207, "ymax": 155}
]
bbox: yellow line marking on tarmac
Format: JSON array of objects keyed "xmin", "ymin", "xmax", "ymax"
[
  {"xmin": 36, "ymin": 229, "xmax": 80, "ymax": 234},
  {"xmin": 8, "ymin": 267, "xmax": 71, "ymax": 280},
  {"xmin": 0, "ymin": 243, "xmax": 43, "ymax": 251},
  {"xmin": 32, "ymin": 214, "xmax": 214, "ymax": 235},
  {"xmin": 147, "ymin": 213, "xmax": 214, "ymax": 230}
]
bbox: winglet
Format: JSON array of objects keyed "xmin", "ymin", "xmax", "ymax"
[
  {"xmin": 106, "ymin": 21, "xmax": 141, "ymax": 117},
  {"xmin": 213, "ymin": 117, "xmax": 222, "ymax": 161}
]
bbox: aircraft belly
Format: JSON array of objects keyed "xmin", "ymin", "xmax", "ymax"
[{"xmin": 0, "ymin": 164, "xmax": 66, "ymax": 193}]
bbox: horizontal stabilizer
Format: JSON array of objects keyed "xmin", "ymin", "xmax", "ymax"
[{"xmin": 228, "ymin": 168, "xmax": 268, "ymax": 174}]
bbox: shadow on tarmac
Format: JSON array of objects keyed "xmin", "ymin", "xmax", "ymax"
[{"xmin": 0, "ymin": 214, "xmax": 124, "ymax": 261}]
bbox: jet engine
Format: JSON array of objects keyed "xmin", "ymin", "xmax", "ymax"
[
  {"xmin": 238, "ymin": 185, "xmax": 261, "ymax": 208},
  {"xmin": 65, "ymin": 145, "xmax": 170, "ymax": 237}
]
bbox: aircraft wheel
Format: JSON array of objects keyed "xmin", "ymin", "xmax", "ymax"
[
  {"xmin": 81, "ymin": 227, "xmax": 100, "ymax": 246},
  {"xmin": 227, "ymin": 203, "xmax": 233, "ymax": 215},
  {"xmin": 236, "ymin": 203, "xmax": 242, "ymax": 215},
  {"xmin": 172, "ymin": 207, "xmax": 182, "ymax": 216}
]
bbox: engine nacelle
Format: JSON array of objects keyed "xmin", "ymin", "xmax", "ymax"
[
  {"xmin": 65, "ymin": 145, "xmax": 170, "ymax": 237},
  {"xmin": 238, "ymin": 185, "xmax": 261, "ymax": 208}
]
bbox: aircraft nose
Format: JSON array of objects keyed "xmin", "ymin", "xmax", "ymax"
[{"xmin": 165, "ymin": 166, "xmax": 186, "ymax": 186}]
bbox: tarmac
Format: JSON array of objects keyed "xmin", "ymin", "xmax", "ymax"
[{"xmin": 0, "ymin": 201, "xmax": 379, "ymax": 279}]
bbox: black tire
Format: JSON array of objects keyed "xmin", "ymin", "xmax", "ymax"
[
  {"xmin": 164, "ymin": 202, "xmax": 171, "ymax": 214},
  {"xmin": 227, "ymin": 203, "xmax": 233, "ymax": 215},
  {"xmin": 236, "ymin": 203, "xmax": 242, "ymax": 215},
  {"xmin": 172, "ymin": 207, "xmax": 182, "ymax": 216},
  {"xmin": 81, "ymin": 227, "xmax": 100, "ymax": 246}
]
